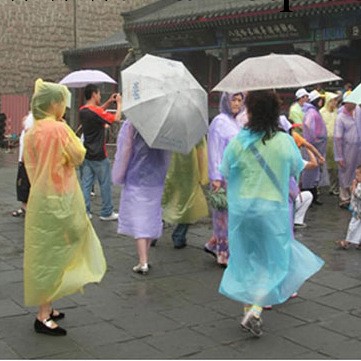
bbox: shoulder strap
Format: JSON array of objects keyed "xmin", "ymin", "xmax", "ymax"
[{"xmin": 249, "ymin": 143, "xmax": 283, "ymax": 196}]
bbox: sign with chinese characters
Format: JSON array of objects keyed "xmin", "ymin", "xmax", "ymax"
[
  {"xmin": 140, "ymin": 30, "xmax": 217, "ymax": 51},
  {"xmin": 347, "ymin": 25, "xmax": 361, "ymax": 39},
  {"xmin": 226, "ymin": 21, "xmax": 309, "ymax": 44}
]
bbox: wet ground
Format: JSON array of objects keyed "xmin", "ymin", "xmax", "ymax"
[{"xmin": 0, "ymin": 147, "xmax": 361, "ymax": 359}]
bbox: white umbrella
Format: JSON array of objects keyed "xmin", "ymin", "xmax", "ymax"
[
  {"xmin": 344, "ymin": 83, "xmax": 361, "ymax": 104},
  {"xmin": 59, "ymin": 69, "xmax": 117, "ymax": 88},
  {"xmin": 212, "ymin": 53, "xmax": 342, "ymax": 93},
  {"xmin": 121, "ymin": 54, "xmax": 208, "ymax": 154}
]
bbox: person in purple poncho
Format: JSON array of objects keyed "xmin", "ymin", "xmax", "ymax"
[
  {"xmin": 334, "ymin": 99, "xmax": 361, "ymax": 209},
  {"xmin": 112, "ymin": 120, "xmax": 171, "ymax": 275},
  {"xmin": 204, "ymin": 92, "xmax": 244, "ymax": 266},
  {"xmin": 301, "ymin": 90, "xmax": 327, "ymax": 205}
]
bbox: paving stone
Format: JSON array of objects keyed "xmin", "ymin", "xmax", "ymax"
[
  {"xmin": 312, "ymin": 272, "xmax": 361, "ymax": 291},
  {"xmin": 262, "ymin": 310, "xmax": 306, "ymax": 332},
  {"xmin": 159, "ymin": 304, "xmax": 225, "ymax": 326},
  {"xmin": 0, "ymin": 269, "xmax": 23, "ymax": 286},
  {"xmin": 59, "ymin": 307, "xmax": 105, "ymax": 328},
  {"xmin": 230, "ymin": 333, "xmax": 309, "ymax": 359},
  {"xmin": 298, "ymin": 281, "xmax": 336, "ymax": 299},
  {"xmin": 314, "ymin": 339, "xmax": 361, "ymax": 359},
  {"xmin": 0, "ymin": 299, "xmax": 27, "ymax": 317},
  {"xmin": 69, "ymin": 322, "xmax": 133, "ymax": 346},
  {"xmin": 284, "ymin": 324, "xmax": 349, "ymax": 353},
  {"xmin": 111, "ymin": 308, "xmax": 181, "ymax": 337},
  {"xmin": 184, "ymin": 345, "xmax": 244, "ymax": 359},
  {"xmin": 320, "ymin": 313, "xmax": 361, "ymax": 337},
  {"xmin": 0, "ymin": 339, "xmax": 20, "ymax": 359},
  {"xmin": 191, "ymin": 317, "xmax": 248, "ymax": 344},
  {"xmin": 278, "ymin": 300, "xmax": 343, "ymax": 322},
  {"xmin": 38, "ymin": 350, "xmax": 96, "ymax": 360},
  {"xmin": 3, "ymin": 329, "xmax": 81, "ymax": 359},
  {"xmin": 203, "ymin": 298, "xmax": 243, "ymax": 318},
  {"xmin": 314, "ymin": 292, "xmax": 361, "ymax": 311},
  {"xmin": 87, "ymin": 339, "xmax": 164, "ymax": 359},
  {"xmin": 145, "ymin": 328, "xmax": 215, "ymax": 358},
  {"xmin": 292, "ymin": 351, "xmax": 333, "ymax": 359},
  {"xmin": 0, "ymin": 261, "xmax": 15, "ymax": 271}
]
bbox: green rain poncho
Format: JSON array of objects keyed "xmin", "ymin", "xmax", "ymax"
[
  {"xmin": 320, "ymin": 92, "xmax": 338, "ymax": 170},
  {"xmin": 23, "ymin": 79, "xmax": 106, "ymax": 306},
  {"xmin": 162, "ymin": 137, "xmax": 209, "ymax": 224}
]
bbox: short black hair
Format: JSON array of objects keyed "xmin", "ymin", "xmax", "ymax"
[
  {"xmin": 84, "ymin": 84, "xmax": 99, "ymax": 100},
  {"xmin": 245, "ymin": 90, "xmax": 280, "ymax": 144}
]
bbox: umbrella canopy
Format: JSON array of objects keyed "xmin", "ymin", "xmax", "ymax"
[
  {"xmin": 212, "ymin": 53, "xmax": 342, "ymax": 93},
  {"xmin": 59, "ymin": 69, "xmax": 117, "ymax": 88},
  {"xmin": 122, "ymin": 54, "xmax": 208, "ymax": 154},
  {"xmin": 344, "ymin": 83, "xmax": 361, "ymax": 104}
]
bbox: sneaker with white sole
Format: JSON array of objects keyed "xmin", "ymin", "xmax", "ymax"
[
  {"xmin": 99, "ymin": 212, "xmax": 118, "ymax": 221},
  {"xmin": 132, "ymin": 263, "xmax": 149, "ymax": 275},
  {"xmin": 87, "ymin": 213, "xmax": 93, "ymax": 220},
  {"xmin": 241, "ymin": 312, "xmax": 263, "ymax": 337}
]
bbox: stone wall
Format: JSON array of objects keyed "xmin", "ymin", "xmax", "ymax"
[{"xmin": 0, "ymin": 0, "xmax": 157, "ymax": 97}]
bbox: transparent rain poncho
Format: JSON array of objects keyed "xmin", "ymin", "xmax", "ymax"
[
  {"xmin": 162, "ymin": 137, "xmax": 209, "ymax": 224},
  {"xmin": 219, "ymin": 128, "xmax": 324, "ymax": 306},
  {"xmin": 23, "ymin": 79, "xmax": 106, "ymax": 306}
]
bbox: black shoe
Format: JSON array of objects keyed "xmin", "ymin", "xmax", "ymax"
[
  {"xmin": 50, "ymin": 309, "xmax": 65, "ymax": 321},
  {"xmin": 150, "ymin": 239, "xmax": 158, "ymax": 247},
  {"xmin": 174, "ymin": 243, "xmax": 187, "ymax": 249},
  {"xmin": 34, "ymin": 318, "xmax": 67, "ymax": 336},
  {"xmin": 313, "ymin": 199, "xmax": 323, "ymax": 206},
  {"xmin": 204, "ymin": 246, "xmax": 217, "ymax": 259}
]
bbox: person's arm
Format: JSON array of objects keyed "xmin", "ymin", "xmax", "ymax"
[
  {"xmin": 303, "ymin": 148, "xmax": 318, "ymax": 170},
  {"xmin": 333, "ymin": 117, "xmax": 345, "ymax": 168},
  {"xmin": 303, "ymin": 140, "xmax": 325, "ymax": 165},
  {"xmin": 101, "ymin": 93, "xmax": 122, "ymax": 123}
]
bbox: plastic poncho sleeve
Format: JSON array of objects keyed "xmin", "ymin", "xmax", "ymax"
[
  {"xmin": 62, "ymin": 123, "xmax": 86, "ymax": 167},
  {"xmin": 333, "ymin": 116, "xmax": 345, "ymax": 162},
  {"xmin": 112, "ymin": 120, "xmax": 135, "ymax": 185}
]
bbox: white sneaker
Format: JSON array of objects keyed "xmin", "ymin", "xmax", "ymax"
[
  {"xmin": 132, "ymin": 263, "xmax": 149, "ymax": 275},
  {"xmin": 99, "ymin": 212, "xmax": 118, "ymax": 221},
  {"xmin": 87, "ymin": 213, "xmax": 93, "ymax": 220}
]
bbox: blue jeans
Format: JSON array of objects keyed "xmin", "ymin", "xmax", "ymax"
[
  {"xmin": 81, "ymin": 158, "xmax": 113, "ymax": 217},
  {"xmin": 172, "ymin": 224, "xmax": 190, "ymax": 247}
]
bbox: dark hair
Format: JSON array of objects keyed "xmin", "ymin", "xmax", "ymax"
[
  {"xmin": 245, "ymin": 90, "xmax": 280, "ymax": 144},
  {"xmin": 84, "ymin": 84, "xmax": 99, "ymax": 100},
  {"xmin": 311, "ymin": 97, "xmax": 324, "ymax": 109}
]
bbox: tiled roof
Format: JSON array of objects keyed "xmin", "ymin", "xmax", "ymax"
[{"xmin": 123, "ymin": 0, "xmax": 361, "ymax": 32}]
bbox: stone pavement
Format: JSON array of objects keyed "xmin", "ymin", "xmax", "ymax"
[{"xmin": 1, "ymin": 149, "xmax": 361, "ymax": 359}]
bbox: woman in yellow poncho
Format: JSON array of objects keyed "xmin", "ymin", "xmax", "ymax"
[
  {"xmin": 320, "ymin": 92, "xmax": 339, "ymax": 195},
  {"xmin": 162, "ymin": 137, "xmax": 209, "ymax": 248},
  {"xmin": 23, "ymin": 79, "xmax": 106, "ymax": 336}
]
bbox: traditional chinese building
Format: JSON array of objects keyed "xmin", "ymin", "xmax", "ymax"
[{"xmin": 122, "ymin": 0, "xmax": 361, "ymax": 113}]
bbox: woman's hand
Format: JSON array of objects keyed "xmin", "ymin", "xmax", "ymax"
[{"xmin": 212, "ymin": 180, "xmax": 222, "ymax": 192}]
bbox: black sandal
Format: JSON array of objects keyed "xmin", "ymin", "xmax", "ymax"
[
  {"xmin": 12, "ymin": 208, "xmax": 25, "ymax": 217},
  {"xmin": 34, "ymin": 318, "xmax": 67, "ymax": 336}
]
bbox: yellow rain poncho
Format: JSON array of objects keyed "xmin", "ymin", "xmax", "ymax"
[
  {"xmin": 320, "ymin": 92, "xmax": 338, "ymax": 170},
  {"xmin": 23, "ymin": 79, "xmax": 106, "ymax": 306},
  {"xmin": 162, "ymin": 137, "xmax": 209, "ymax": 224}
]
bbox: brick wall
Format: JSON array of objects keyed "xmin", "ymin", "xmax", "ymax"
[{"xmin": 0, "ymin": 0, "xmax": 157, "ymax": 97}]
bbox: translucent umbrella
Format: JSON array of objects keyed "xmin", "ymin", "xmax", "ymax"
[
  {"xmin": 121, "ymin": 54, "xmax": 208, "ymax": 154},
  {"xmin": 212, "ymin": 53, "xmax": 341, "ymax": 93},
  {"xmin": 344, "ymin": 83, "xmax": 361, "ymax": 104},
  {"xmin": 59, "ymin": 70, "xmax": 117, "ymax": 88}
]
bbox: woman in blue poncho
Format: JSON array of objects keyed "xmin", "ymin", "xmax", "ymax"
[{"xmin": 219, "ymin": 90, "xmax": 324, "ymax": 337}]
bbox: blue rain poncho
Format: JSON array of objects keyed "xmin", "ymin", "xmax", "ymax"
[{"xmin": 219, "ymin": 128, "xmax": 324, "ymax": 306}]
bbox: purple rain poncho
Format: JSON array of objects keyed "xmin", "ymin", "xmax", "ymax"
[
  {"xmin": 112, "ymin": 120, "xmax": 171, "ymax": 239},
  {"xmin": 301, "ymin": 103, "xmax": 327, "ymax": 189},
  {"xmin": 205, "ymin": 92, "xmax": 243, "ymax": 265},
  {"xmin": 334, "ymin": 106, "xmax": 361, "ymax": 188}
]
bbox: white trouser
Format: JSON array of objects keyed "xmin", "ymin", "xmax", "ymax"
[{"xmin": 294, "ymin": 191, "xmax": 313, "ymax": 224}]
